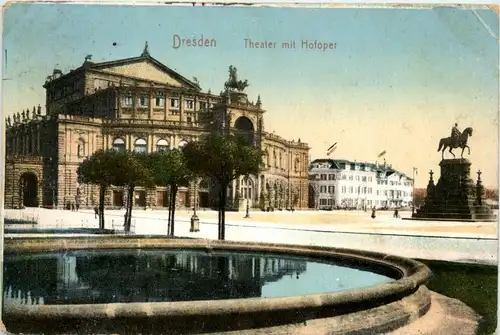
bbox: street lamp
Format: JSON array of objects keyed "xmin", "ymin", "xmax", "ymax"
[
  {"xmin": 192, "ymin": 178, "xmax": 198, "ymax": 217},
  {"xmin": 244, "ymin": 175, "xmax": 250, "ymax": 218},
  {"xmin": 412, "ymin": 167, "xmax": 418, "ymax": 214}
]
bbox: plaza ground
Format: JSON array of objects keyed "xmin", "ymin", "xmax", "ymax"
[{"xmin": 5, "ymin": 207, "xmax": 498, "ymax": 265}]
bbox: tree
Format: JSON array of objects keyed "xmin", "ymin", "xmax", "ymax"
[
  {"xmin": 147, "ymin": 150, "xmax": 193, "ymax": 237},
  {"xmin": 183, "ymin": 134, "xmax": 263, "ymax": 240},
  {"xmin": 77, "ymin": 149, "xmax": 122, "ymax": 230},
  {"xmin": 114, "ymin": 152, "xmax": 154, "ymax": 233}
]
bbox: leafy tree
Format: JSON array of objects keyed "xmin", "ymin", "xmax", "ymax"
[
  {"xmin": 114, "ymin": 152, "xmax": 154, "ymax": 233},
  {"xmin": 147, "ymin": 149, "xmax": 194, "ymax": 237},
  {"xmin": 77, "ymin": 149, "xmax": 122, "ymax": 229},
  {"xmin": 183, "ymin": 134, "xmax": 263, "ymax": 240}
]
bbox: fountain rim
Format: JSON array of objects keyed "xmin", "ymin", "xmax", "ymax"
[{"xmin": 4, "ymin": 236, "xmax": 432, "ymax": 319}]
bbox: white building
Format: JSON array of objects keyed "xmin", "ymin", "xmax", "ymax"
[{"xmin": 308, "ymin": 159, "xmax": 414, "ymax": 210}]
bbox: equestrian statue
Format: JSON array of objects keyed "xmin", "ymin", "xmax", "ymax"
[{"xmin": 437, "ymin": 123, "xmax": 473, "ymax": 159}]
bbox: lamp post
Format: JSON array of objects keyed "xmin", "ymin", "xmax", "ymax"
[
  {"xmin": 412, "ymin": 167, "xmax": 417, "ymax": 214},
  {"xmin": 244, "ymin": 175, "xmax": 250, "ymax": 218}
]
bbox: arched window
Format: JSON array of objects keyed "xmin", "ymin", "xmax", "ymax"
[
  {"xmin": 178, "ymin": 140, "xmax": 188, "ymax": 150},
  {"xmin": 112, "ymin": 138, "xmax": 125, "ymax": 153},
  {"xmin": 156, "ymin": 139, "xmax": 169, "ymax": 152},
  {"xmin": 240, "ymin": 177, "xmax": 254, "ymax": 200},
  {"xmin": 134, "ymin": 138, "xmax": 147, "ymax": 153},
  {"xmin": 77, "ymin": 139, "xmax": 86, "ymax": 158}
]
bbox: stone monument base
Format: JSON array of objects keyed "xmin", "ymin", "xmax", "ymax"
[{"xmin": 412, "ymin": 158, "xmax": 497, "ymax": 222}]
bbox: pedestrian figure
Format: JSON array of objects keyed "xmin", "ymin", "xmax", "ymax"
[
  {"xmin": 94, "ymin": 206, "xmax": 99, "ymax": 219},
  {"xmin": 393, "ymin": 209, "xmax": 399, "ymax": 218},
  {"xmin": 371, "ymin": 207, "xmax": 376, "ymax": 219}
]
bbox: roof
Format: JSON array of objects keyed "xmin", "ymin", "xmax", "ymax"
[
  {"xmin": 309, "ymin": 158, "xmax": 413, "ymax": 180},
  {"xmin": 44, "ymin": 45, "xmax": 201, "ymax": 91},
  {"xmin": 88, "ymin": 54, "xmax": 201, "ymax": 90}
]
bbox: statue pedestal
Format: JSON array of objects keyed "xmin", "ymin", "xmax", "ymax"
[{"xmin": 412, "ymin": 159, "xmax": 497, "ymax": 221}]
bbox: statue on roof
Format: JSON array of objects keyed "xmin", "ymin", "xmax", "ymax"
[
  {"xmin": 6, "ymin": 115, "xmax": 11, "ymax": 127},
  {"xmin": 21, "ymin": 110, "xmax": 26, "ymax": 121},
  {"xmin": 84, "ymin": 54, "xmax": 93, "ymax": 62},
  {"xmin": 141, "ymin": 41, "xmax": 150, "ymax": 57},
  {"xmin": 37, "ymin": 104, "xmax": 42, "ymax": 115},
  {"xmin": 32, "ymin": 106, "xmax": 37, "ymax": 119},
  {"xmin": 224, "ymin": 65, "xmax": 250, "ymax": 92}
]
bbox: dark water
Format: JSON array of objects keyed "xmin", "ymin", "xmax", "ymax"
[{"xmin": 4, "ymin": 249, "xmax": 393, "ymax": 306}]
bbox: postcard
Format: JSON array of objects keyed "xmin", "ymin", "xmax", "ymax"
[{"xmin": 1, "ymin": 2, "xmax": 498, "ymax": 334}]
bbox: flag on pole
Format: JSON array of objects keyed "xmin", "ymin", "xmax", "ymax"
[
  {"xmin": 377, "ymin": 150, "xmax": 387, "ymax": 158},
  {"xmin": 326, "ymin": 142, "xmax": 337, "ymax": 156}
]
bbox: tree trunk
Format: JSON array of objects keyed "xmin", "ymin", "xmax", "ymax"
[
  {"xmin": 220, "ymin": 182, "xmax": 227, "ymax": 240},
  {"xmin": 170, "ymin": 185, "xmax": 178, "ymax": 237},
  {"xmin": 98, "ymin": 186, "xmax": 106, "ymax": 230},
  {"xmin": 124, "ymin": 185, "xmax": 135, "ymax": 233},
  {"xmin": 167, "ymin": 186, "xmax": 172, "ymax": 236}
]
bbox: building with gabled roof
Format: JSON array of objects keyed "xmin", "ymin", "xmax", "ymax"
[
  {"xmin": 4, "ymin": 43, "xmax": 310, "ymax": 211},
  {"xmin": 308, "ymin": 158, "xmax": 414, "ymax": 210}
]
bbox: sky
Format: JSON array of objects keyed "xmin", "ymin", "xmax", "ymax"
[{"xmin": 1, "ymin": 4, "xmax": 499, "ymax": 188}]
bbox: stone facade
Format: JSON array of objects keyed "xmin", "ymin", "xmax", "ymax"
[{"xmin": 4, "ymin": 44, "xmax": 310, "ymax": 210}]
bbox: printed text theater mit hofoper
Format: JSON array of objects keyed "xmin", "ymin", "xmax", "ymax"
[{"xmin": 172, "ymin": 34, "xmax": 337, "ymax": 51}]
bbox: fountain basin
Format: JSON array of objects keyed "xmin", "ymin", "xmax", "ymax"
[{"xmin": 4, "ymin": 236, "xmax": 432, "ymax": 334}]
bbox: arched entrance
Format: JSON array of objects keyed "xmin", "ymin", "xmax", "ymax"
[
  {"xmin": 19, "ymin": 172, "xmax": 38, "ymax": 207},
  {"xmin": 234, "ymin": 116, "xmax": 255, "ymax": 145}
]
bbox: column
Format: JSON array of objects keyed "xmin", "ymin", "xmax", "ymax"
[
  {"xmin": 148, "ymin": 134, "xmax": 154, "ymax": 153},
  {"xmin": 179, "ymin": 95, "xmax": 184, "ymax": 123},
  {"xmin": 164, "ymin": 91, "xmax": 169, "ymax": 120},
  {"xmin": 149, "ymin": 91, "xmax": 154, "ymax": 119}
]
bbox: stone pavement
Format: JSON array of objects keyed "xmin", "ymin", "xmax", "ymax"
[
  {"xmin": 5, "ymin": 208, "xmax": 498, "ymax": 265},
  {"xmin": 389, "ymin": 292, "xmax": 482, "ymax": 335}
]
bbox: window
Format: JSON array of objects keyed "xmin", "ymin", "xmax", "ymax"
[
  {"xmin": 77, "ymin": 139, "xmax": 85, "ymax": 158},
  {"xmin": 139, "ymin": 95, "xmax": 148, "ymax": 107},
  {"xmin": 186, "ymin": 100, "xmax": 194, "ymax": 109},
  {"xmin": 362, "ymin": 176, "xmax": 367, "ymax": 182},
  {"xmin": 112, "ymin": 138, "xmax": 126, "ymax": 153},
  {"xmin": 240, "ymin": 178, "xmax": 253, "ymax": 200},
  {"xmin": 320, "ymin": 174, "xmax": 327, "ymax": 181},
  {"xmin": 349, "ymin": 175, "xmax": 353, "ymax": 181},
  {"xmin": 320, "ymin": 186, "xmax": 326, "ymax": 193},
  {"xmin": 342, "ymin": 186, "xmax": 346, "ymax": 193},
  {"xmin": 134, "ymin": 138, "xmax": 147, "ymax": 154},
  {"xmin": 356, "ymin": 176, "xmax": 360, "ymax": 181},
  {"xmin": 328, "ymin": 186, "xmax": 335, "ymax": 194},
  {"xmin": 349, "ymin": 186, "xmax": 353, "ymax": 193},
  {"xmin": 170, "ymin": 98, "xmax": 180, "ymax": 108},
  {"xmin": 199, "ymin": 101, "xmax": 207, "ymax": 110},
  {"xmin": 156, "ymin": 139, "xmax": 169, "ymax": 152},
  {"xmin": 187, "ymin": 117, "xmax": 192, "ymax": 123},
  {"xmin": 328, "ymin": 174, "xmax": 335, "ymax": 180},
  {"xmin": 155, "ymin": 96, "xmax": 165, "ymax": 107},
  {"xmin": 124, "ymin": 94, "xmax": 133, "ymax": 107}
]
